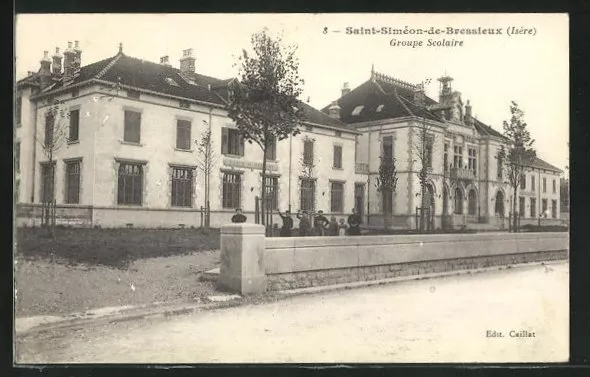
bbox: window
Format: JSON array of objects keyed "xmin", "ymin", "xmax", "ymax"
[
  {"xmin": 266, "ymin": 138, "xmax": 276, "ymax": 160},
  {"xmin": 351, "ymin": 105, "xmax": 364, "ymax": 116},
  {"xmin": 552, "ymin": 200, "xmax": 557, "ymax": 218},
  {"xmin": 65, "ymin": 160, "xmax": 81, "ymax": 204},
  {"xmin": 300, "ymin": 178, "xmax": 315, "ymax": 212},
  {"xmin": 454, "ymin": 188, "xmax": 463, "ymax": 214},
  {"xmin": 382, "ymin": 188, "xmax": 393, "ymax": 214},
  {"xmin": 376, "ymin": 104, "xmax": 385, "ymax": 112},
  {"xmin": 468, "ymin": 148, "xmax": 477, "ymax": 174},
  {"xmin": 530, "ymin": 198, "xmax": 536, "ymax": 218},
  {"xmin": 124, "ymin": 110, "xmax": 141, "ymax": 144},
  {"xmin": 454, "ymin": 146, "xmax": 463, "ymax": 168},
  {"xmin": 497, "ymin": 148, "xmax": 503, "ymax": 179},
  {"xmin": 221, "ymin": 128, "xmax": 244, "ymax": 156},
  {"xmin": 543, "ymin": 177, "xmax": 547, "ymax": 193},
  {"xmin": 333, "ymin": 145, "xmax": 342, "ymax": 169},
  {"xmin": 542, "ymin": 199, "xmax": 548, "ymax": 217},
  {"xmin": 16, "ymin": 96, "xmax": 22, "ymax": 125},
  {"xmin": 264, "ymin": 176, "xmax": 278, "ymax": 210},
  {"xmin": 519, "ymin": 196, "xmax": 525, "ymax": 217},
  {"xmin": 531, "ymin": 176, "xmax": 536, "ymax": 192},
  {"xmin": 179, "ymin": 100, "xmax": 190, "ymax": 109},
  {"xmin": 127, "ymin": 90, "xmax": 140, "ymax": 99},
  {"xmin": 468, "ymin": 189, "xmax": 477, "ymax": 215},
  {"xmin": 69, "ymin": 109, "xmax": 80, "ymax": 142},
  {"xmin": 303, "ymin": 139, "xmax": 314, "ymax": 166},
  {"xmin": 443, "ymin": 143, "xmax": 449, "ymax": 172},
  {"xmin": 553, "ymin": 179, "xmax": 556, "ymax": 193},
  {"xmin": 117, "ymin": 162, "xmax": 143, "ymax": 205},
  {"xmin": 41, "ymin": 163, "xmax": 55, "ymax": 203},
  {"xmin": 171, "ymin": 167, "xmax": 193, "ymax": 207},
  {"xmin": 330, "ymin": 182, "xmax": 344, "ymax": 213},
  {"xmin": 222, "ymin": 172, "xmax": 241, "ymax": 208},
  {"xmin": 520, "ymin": 174, "xmax": 526, "ymax": 190},
  {"xmin": 176, "ymin": 119, "xmax": 191, "ymax": 150},
  {"xmin": 165, "ymin": 77, "xmax": 179, "ymax": 87},
  {"xmin": 15, "ymin": 142, "xmax": 20, "ymax": 173},
  {"xmin": 424, "ymin": 136, "xmax": 433, "ymax": 169},
  {"xmin": 45, "ymin": 113, "xmax": 54, "ymax": 147},
  {"xmin": 15, "ymin": 179, "xmax": 19, "ymax": 202},
  {"xmin": 382, "ymin": 135, "xmax": 393, "ymax": 162}
]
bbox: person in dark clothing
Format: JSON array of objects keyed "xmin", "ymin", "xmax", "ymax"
[
  {"xmin": 314, "ymin": 210, "xmax": 330, "ymax": 236},
  {"xmin": 297, "ymin": 210, "xmax": 311, "ymax": 237},
  {"xmin": 231, "ymin": 208, "xmax": 247, "ymax": 223},
  {"xmin": 278, "ymin": 209, "xmax": 294, "ymax": 237},
  {"xmin": 347, "ymin": 208, "xmax": 362, "ymax": 235},
  {"xmin": 328, "ymin": 215, "xmax": 339, "ymax": 236}
]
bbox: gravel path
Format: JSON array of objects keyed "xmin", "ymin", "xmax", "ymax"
[{"xmin": 15, "ymin": 250, "xmax": 221, "ymax": 317}]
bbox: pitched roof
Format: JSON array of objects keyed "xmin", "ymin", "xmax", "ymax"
[
  {"xmin": 25, "ymin": 51, "xmax": 352, "ymax": 131},
  {"xmin": 472, "ymin": 118, "xmax": 507, "ymax": 140},
  {"xmin": 527, "ymin": 157, "xmax": 563, "ymax": 173}
]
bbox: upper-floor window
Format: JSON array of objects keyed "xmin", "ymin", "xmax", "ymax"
[
  {"xmin": 424, "ymin": 135, "xmax": 434, "ymax": 169},
  {"xmin": 266, "ymin": 138, "xmax": 276, "ymax": 160},
  {"xmin": 531, "ymin": 175, "xmax": 536, "ymax": 192},
  {"xmin": 352, "ymin": 105, "xmax": 364, "ymax": 116},
  {"xmin": 497, "ymin": 148, "xmax": 503, "ymax": 179},
  {"xmin": 176, "ymin": 119, "xmax": 191, "ymax": 150},
  {"xmin": 15, "ymin": 142, "xmax": 20, "ymax": 173},
  {"xmin": 124, "ymin": 110, "xmax": 141, "ymax": 144},
  {"xmin": 443, "ymin": 143, "xmax": 449, "ymax": 172},
  {"xmin": 543, "ymin": 177, "xmax": 547, "ymax": 193},
  {"xmin": 376, "ymin": 104, "xmax": 385, "ymax": 112},
  {"xmin": 454, "ymin": 145, "xmax": 463, "ymax": 168},
  {"xmin": 127, "ymin": 90, "xmax": 140, "ymax": 99},
  {"xmin": 468, "ymin": 147, "xmax": 477, "ymax": 174},
  {"xmin": 333, "ymin": 145, "xmax": 343, "ymax": 169},
  {"xmin": 45, "ymin": 113, "xmax": 54, "ymax": 147},
  {"xmin": 520, "ymin": 174, "xmax": 526, "ymax": 190},
  {"xmin": 303, "ymin": 139, "xmax": 314, "ymax": 166},
  {"xmin": 15, "ymin": 96, "xmax": 22, "ymax": 126},
  {"xmin": 553, "ymin": 179, "xmax": 556, "ymax": 193},
  {"xmin": 221, "ymin": 127, "xmax": 244, "ymax": 156},
  {"xmin": 382, "ymin": 135, "xmax": 393, "ymax": 162},
  {"xmin": 69, "ymin": 109, "xmax": 80, "ymax": 142}
]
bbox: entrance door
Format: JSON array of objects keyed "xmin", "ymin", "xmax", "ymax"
[
  {"xmin": 495, "ymin": 191, "xmax": 505, "ymax": 217},
  {"xmin": 354, "ymin": 183, "xmax": 365, "ymax": 217}
]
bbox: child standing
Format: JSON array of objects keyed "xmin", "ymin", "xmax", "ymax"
[
  {"xmin": 328, "ymin": 216, "xmax": 339, "ymax": 236},
  {"xmin": 338, "ymin": 218, "xmax": 349, "ymax": 236}
]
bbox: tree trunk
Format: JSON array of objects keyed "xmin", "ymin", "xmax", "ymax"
[
  {"xmin": 513, "ymin": 185, "xmax": 518, "ymax": 233},
  {"xmin": 261, "ymin": 145, "xmax": 267, "ymax": 227},
  {"xmin": 382, "ymin": 191, "xmax": 391, "ymax": 229}
]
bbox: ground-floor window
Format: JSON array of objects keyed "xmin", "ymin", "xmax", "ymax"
[
  {"xmin": 65, "ymin": 160, "xmax": 81, "ymax": 204},
  {"xmin": 468, "ymin": 189, "xmax": 477, "ymax": 215},
  {"xmin": 530, "ymin": 198, "xmax": 536, "ymax": 218},
  {"xmin": 300, "ymin": 179, "xmax": 315, "ymax": 212},
  {"xmin": 519, "ymin": 196, "xmax": 525, "ymax": 217},
  {"xmin": 222, "ymin": 172, "xmax": 241, "ymax": 209},
  {"xmin": 330, "ymin": 181, "xmax": 344, "ymax": 213},
  {"xmin": 264, "ymin": 176, "xmax": 278, "ymax": 210},
  {"xmin": 382, "ymin": 188, "xmax": 393, "ymax": 214},
  {"xmin": 118, "ymin": 162, "xmax": 143, "ymax": 205},
  {"xmin": 41, "ymin": 162, "xmax": 55, "ymax": 203},
  {"xmin": 454, "ymin": 188, "xmax": 463, "ymax": 215},
  {"xmin": 552, "ymin": 199, "xmax": 557, "ymax": 218},
  {"xmin": 541, "ymin": 199, "xmax": 548, "ymax": 217},
  {"xmin": 171, "ymin": 167, "xmax": 193, "ymax": 207}
]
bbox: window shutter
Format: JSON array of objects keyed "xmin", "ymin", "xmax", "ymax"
[{"xmin": 221, "ymin": 128, "xmax": 228, "ymax": 154}]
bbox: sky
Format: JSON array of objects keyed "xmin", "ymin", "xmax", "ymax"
[{"xmin": 15, "ymin": 13, "xmax": 569, "ymax": 172}]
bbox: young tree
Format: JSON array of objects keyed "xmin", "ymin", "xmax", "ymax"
[
  {"xmin": 228, "ymin": 29, "xmax": 304, "ymax": 225},
  {"xmin": 375, "ymin": 156, "xmax": 399, "ymax": 229},
  {"xmin": 299, "ymin": 135, "xmax": 317, "ymax": 214},
  {"xmin": 36, "ymin": 98, "xmax": 71, "ymax": 235},
  {"xmin": 195, "ymin": 120, "xmax": 216, "ymax": 231},
  {"xmin": 497, "ymin": 101, "xmax": 536, "ymax": 232}
]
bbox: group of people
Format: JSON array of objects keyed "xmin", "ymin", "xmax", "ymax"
[{"xmin": 230, "ymin": 207, "xmax": 363, "ymax": 237}]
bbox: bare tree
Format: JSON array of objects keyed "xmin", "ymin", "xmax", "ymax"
[
  {"xmin": 36, "ymin": 98, "xmax": 71, "ymax": 235},
  {"xmin": 298, "ymin": 135, "xmax": 317, "ymax": 215},
  {"xmin": 195, "ymin": 120, "xmax": 216, "ymax": 231},
  {"xmin": 375, "ymin": 156, "xmax": 399, "ymax": 229}
]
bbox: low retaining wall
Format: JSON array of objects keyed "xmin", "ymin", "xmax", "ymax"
[{"xmin": 217, "ymin": 225, "xmax": 568, "ymax": 295}]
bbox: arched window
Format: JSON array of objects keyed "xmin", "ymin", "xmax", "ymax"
[
  {"xmin": 468, "ymin": 189, "xmax": 477, "ymax": 215},
  {"xmin": 454, "ymin": 188, "xmax": 463, "ymax": 215}
]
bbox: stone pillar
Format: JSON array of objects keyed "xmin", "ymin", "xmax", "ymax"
[{"xmin": 218, "ymin": 223, "xmax": 266, "ymax": 295}]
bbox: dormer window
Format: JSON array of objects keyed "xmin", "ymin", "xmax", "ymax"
[
  {"xmin": 352, "ymin": 105, "xmax": 364, "ymax": 116},
  {"xmin": 165, "ymin": 77, "xmax": 179, "ymax": 87},
  {"xmin": 376, "ymin": 104, "xmax": 385, "ymax": 112}
]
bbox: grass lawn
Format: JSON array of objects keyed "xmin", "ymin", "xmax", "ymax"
[{"xmin": 16, "ymin": 227, "xmax": 220, "ymax": 269}]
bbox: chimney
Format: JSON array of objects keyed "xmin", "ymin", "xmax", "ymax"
[
  {"xmin": 179, "ymin": 49, "xmax": 195, "ymax": 74},
  {"xmin": 73, "ymin": 40, "xmax": 82, "ymax": 72},
  {"xmin": 328, "ymin": 101, "xmax": 341, "ymax": 119},
  {"xmin": 465, "ymin": 100, "xmax": 473, "ymax": 125},
  {"xmin": 39, "ymin": 51, "xmax": 52, "ymax": 88},
  {"xmin": 160, "ymin": 55, "xmax": 171, "ymax": 66},
  {"xmin": 341, "ymin": 82, "xmax": 351, "ymax": 97},
  {"xmin": 52, "ymin": 47, "xmax": 63, "ymax": 75},
  {"xmin": 63, "ymin": 41, "xmax": 76, "ymax": 82},
  {"xmin": 413, "ymin": 86, "xmax": 426, "ymax": 108}
]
